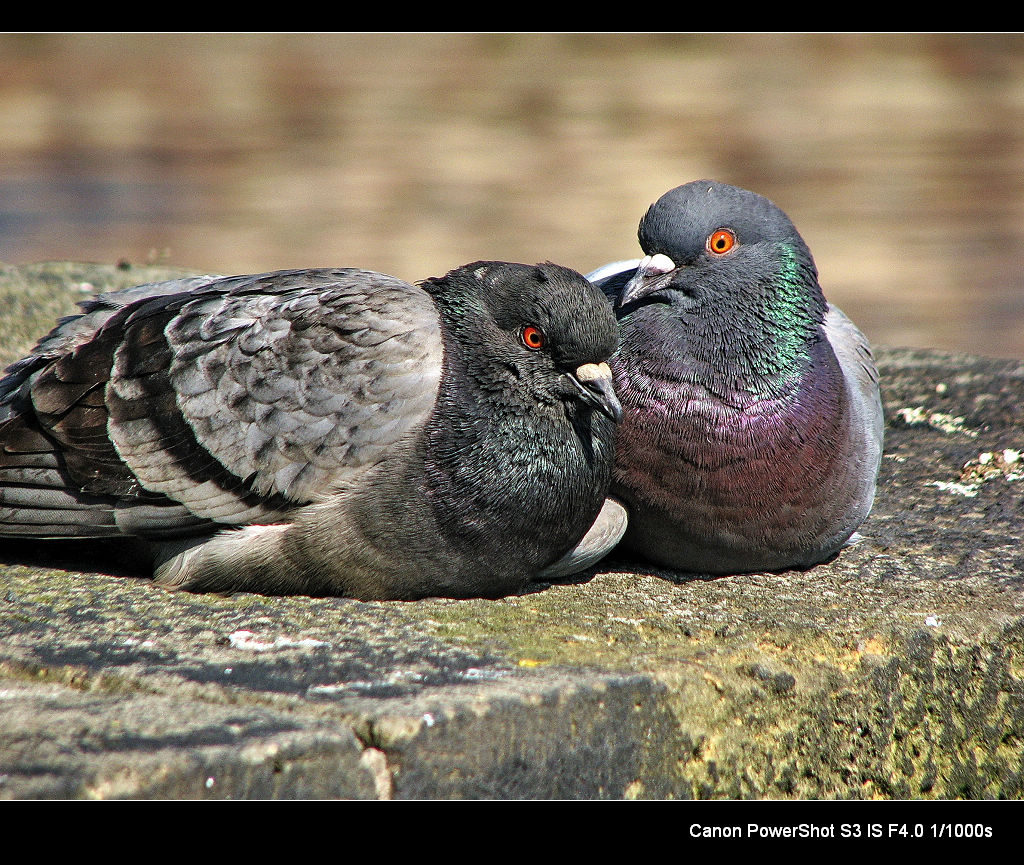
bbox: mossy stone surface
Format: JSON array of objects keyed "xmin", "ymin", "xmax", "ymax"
[{"xmin": 1, "ymin": 263, "xmax": 1022, "ymax": 799}]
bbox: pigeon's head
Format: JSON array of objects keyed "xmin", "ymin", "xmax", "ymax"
[
  {"xmin": 424, "ymin": 261, "xmax": 622, "ymax": 423},
  {"xmin": 617, "ymin": 180, "xmax": 825, "ymax": 322}
]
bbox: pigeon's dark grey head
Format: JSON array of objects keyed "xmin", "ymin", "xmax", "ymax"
[
  {"xmin": 639, "ymin": 181, "xmax": 808, "ymax": 262},
  {"xmin": 618, "ymin": 180, "xmax": 824, "ymax": 321},
  {"xmin": 422, "ymin": 261, "xmax": 622, "ymax": 423}
]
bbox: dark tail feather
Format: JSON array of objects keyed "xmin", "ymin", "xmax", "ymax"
[{"xmin": 0, "ymin": 466, "xmax": 121, "ymax": 537}]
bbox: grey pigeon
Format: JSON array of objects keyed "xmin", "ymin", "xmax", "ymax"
[
  {"xmin": 0, "ymin": 262, "xmax": 624, "ymax": 600},
  {"xmin": 588, "ymin": 180, "xmax": 883, "ymax": 574}
]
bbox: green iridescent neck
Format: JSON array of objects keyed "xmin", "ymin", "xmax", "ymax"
[
  {"xmin": 683, "ymin": 240, "xmax": 827, "ymax": 400},
  {"xmin": 756, "ymin": 241, "xmax": 823, "ymax": 374}
]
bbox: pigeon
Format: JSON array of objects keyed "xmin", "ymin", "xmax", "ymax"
[
  {"xmin": 0, "ymin": 262, "xmax": 625, "ymax": 600},
  {"xmin": 588, "ymin": 180, "xmax": 883, "ymax": 574}
]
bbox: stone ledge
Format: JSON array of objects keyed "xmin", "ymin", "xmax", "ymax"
[{"xmin": 1, "ymin": 263, "xmax": 1022, "ymax": 800}]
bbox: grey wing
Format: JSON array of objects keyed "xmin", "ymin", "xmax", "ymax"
[
  {"xmin": 0, "ymin": 274, "xmax": 223, "ymax": 414},
  {"xmin": 585, "ymin": 259, "xmax": 642, "ymax": 302},
  {"xmin": 0, "ymin": 269, "xmax": 443, "ymax": 539},
  {"xmin": 0, "ymin": 274, "xmax": 229, "ymax": 537},
  {"xmin": 537, "ymin": 496, "xmax": 627, "ymax": 579},
  {"xmin": 149, "ymin": 270, "xmax": 444, "ymax": 512},
  {"xmin": 824, "ymin": 302, "xmax": 885, "ymax": 527}
]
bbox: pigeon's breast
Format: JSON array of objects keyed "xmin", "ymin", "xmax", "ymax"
[
  {"xmin": 615, "ymin": 371, "xmax": 841, "ymax": 499},
  {"xmin": 611, "ymin": 358, "xmax": 867, "ymax": 572}
]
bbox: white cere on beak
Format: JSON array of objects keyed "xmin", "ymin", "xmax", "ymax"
[
  {"xmin": 574, "ymin": 362, "xmax": 612, "ymax": 382},
  {"xmin": 638, "ymin": 253, "xmax": 676, "ymax": 276}
]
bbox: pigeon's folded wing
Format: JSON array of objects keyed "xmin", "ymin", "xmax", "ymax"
[
  {"xmin": 586, "ymin": 259, "xmax": 642, "ymax": 288},
  {"xmin": 0, "ymin": 269, "xmax": 442, "ymax": 538},
  {"xmin": 823, "ymin": 302, "xmax": 885, "ymax": 463}
]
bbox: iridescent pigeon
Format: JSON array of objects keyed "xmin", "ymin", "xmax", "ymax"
[
  {"xmin": 588, "ymin": 180, "xmax": 883, "ymax": 574},
  {"xmin": 0, "ymin": 262, "xmax": 624, "ymax": 600}
]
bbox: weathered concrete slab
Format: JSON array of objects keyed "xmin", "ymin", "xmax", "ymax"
[{"xmin": 0, "ymin": 263, "xmax": 1022, "ymax": 800}]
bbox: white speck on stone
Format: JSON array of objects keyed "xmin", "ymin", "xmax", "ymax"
[
  {"xmin": 227, "ymin": 629, "xmax": 330, "ymax": 652},
  {"xmin": 927, "ymin": 480, "xmax": 979, "ymax": 497},
  {"xmin": 307, "ymin": 683, "xmax": 347, "ymax": 695},
  {"xmin": 935, "ymin": 382, "xmax": 948, "ymax": 394},
  {"xmin": 307, "ymin": 668, "xmax": 432, "ymax": 696},
  {"xmin": 459, "ymin": 667, "xmax": 509, "ymax": 681},
  {"xmin": 895, "ymin": 406, "xmax": 977, "ymax": 437},
  {"xmin": 423, "ymin": 713, "xmax": 435, "ymax": 727},
  {"xmin": 954, "ymin": 449, "xmax": 1024, "ymax": 490},
  {"xmin": 224, "ymin": 668, "xmax": 232, "ymax": 674},
  {"xmin": 205, "ymin": 777, "xmax": 215, "ymax": 789},
  {"xmin": 925, "ymin": 615, "xmax": 941, "ymax": 628}
]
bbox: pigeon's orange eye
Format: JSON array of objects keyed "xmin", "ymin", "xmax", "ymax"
[
  {"xmin": 707, "ymin": 228, "xmax": 737, "ymax": 255},
  {"xmin": 521, "ymin": 325, "xmax": 545, "ymax": 350}
]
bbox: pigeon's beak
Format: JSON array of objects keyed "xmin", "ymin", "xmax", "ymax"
[
  {"xmin": 569, "ymin": 362, "xmax": 623, "ymax": 423},
  {"xmin": 617, "ymin": 253, "xmax": 677, "ymax": 308}
]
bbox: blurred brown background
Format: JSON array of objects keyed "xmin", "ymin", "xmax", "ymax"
[{"xmin": 1, "ymin": 33, "xmax": 1022, "ymax": 357}]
